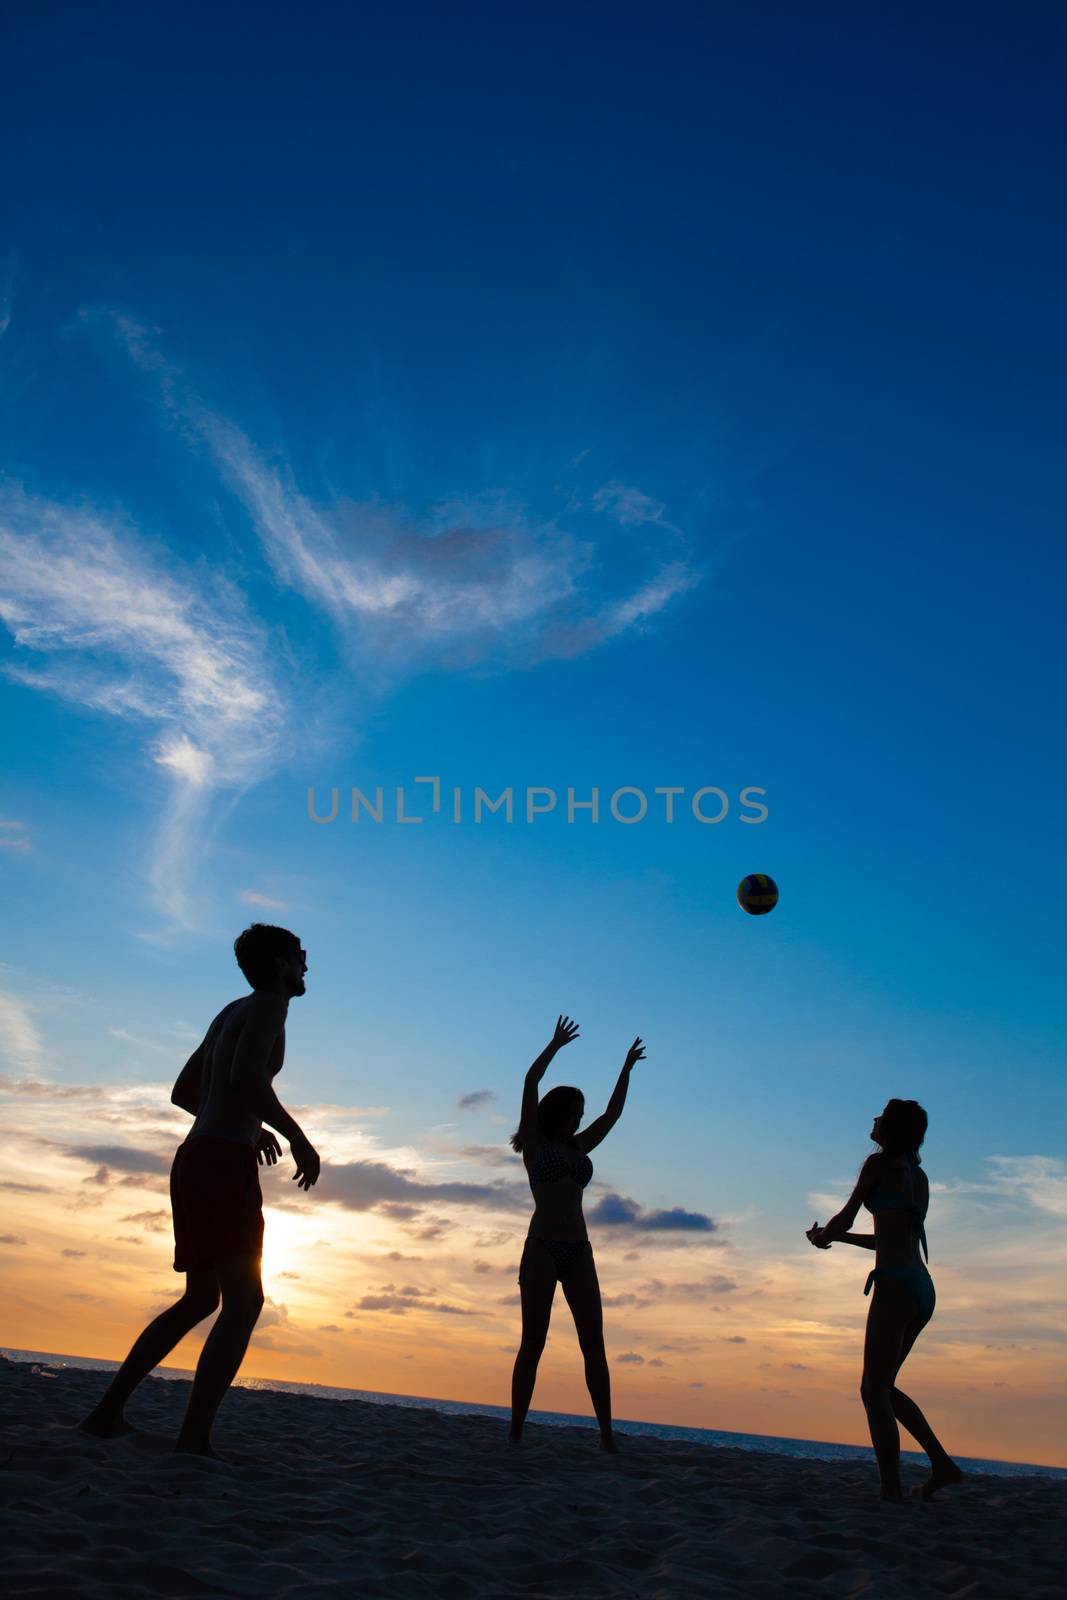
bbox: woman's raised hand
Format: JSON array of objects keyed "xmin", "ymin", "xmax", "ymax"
[
  {"xmin": 551, "ymin": 1014, "xmax": 580, "ymax": 1051},
  {"xmin": 624, "ymin": 1037, "xmax": 646, "ymax": 1070}
]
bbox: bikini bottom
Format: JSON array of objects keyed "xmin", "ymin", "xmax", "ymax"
[
  {"xmin": 864, "ymin": 1263, "xmax": 935, "ymax": 1324},
  {"xmin": 518, "ymin": 1236, "xmax": 592, "ymax": 1286}
]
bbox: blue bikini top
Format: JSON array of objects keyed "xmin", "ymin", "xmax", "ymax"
[
  {"xmin": 528, "ymin": 1140, "xmax": 593, "ymax": 1188},
  {"xmin": 865, "ymin": 1163, "xmax": 929, "ymax": 1261}
]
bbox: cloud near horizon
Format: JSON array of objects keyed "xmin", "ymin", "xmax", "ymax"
[
  {"xmin": 457, "ymin": 1090, "xmax": 496, "ymax": 1111},
  {"xmin": 586, "ymin": 1192, "xmax": 719, "ymax": 1232},
  {"xmin": 3, "ymin": 1064, "xmax": 723, "ymax": 1248},
  {"xmin": 2, "ymin": 1061, "xmax": 1065, "ymax": 1462}
]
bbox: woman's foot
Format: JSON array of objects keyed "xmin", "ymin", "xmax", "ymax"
[
  {"xmin": 920, "ymin": 1458, "xmax": 964, "ymax": 1500},
  {"xmin": 174, "ymin": 1434, "xmax": 225, "ymax": 1460},
  {"xmin": 507, "ymin": 1429, "xmax": 522, "ymax": 1446},
  {"xmin": 599, "ymin": 1432, "xmax": 618, "ymax": 1453},
  {"xmin": 79, "ymin": 1409, "xmax": 135, "ymax": 1438}
]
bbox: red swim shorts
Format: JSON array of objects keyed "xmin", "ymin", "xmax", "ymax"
[{"xmin": 170, "ymin": 1137, "xmax": 264, "ymax": 1273}]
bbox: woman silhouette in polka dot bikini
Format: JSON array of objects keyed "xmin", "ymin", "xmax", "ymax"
[{"xmin": 508, "ymin": 1015, "xmax": 645, "ymax": 1452}]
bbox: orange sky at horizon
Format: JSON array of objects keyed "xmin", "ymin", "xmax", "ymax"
[{"xmin": 1, "ymin": 1073, "xmax": 1064, "ymax": 1469}]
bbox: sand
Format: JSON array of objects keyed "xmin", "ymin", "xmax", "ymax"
[{"xmin": 1, "ymin": 1357, "xmax": 1063, "ymax": 1599}]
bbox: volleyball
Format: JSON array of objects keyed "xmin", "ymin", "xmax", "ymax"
[{"xmin": 737, "ymin": 874, "xmax": 779, "ymax": 915}]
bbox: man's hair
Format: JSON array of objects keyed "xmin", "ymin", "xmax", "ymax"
[{"xmin": 234, "ymin": 924, "xmax": 301, "ymax": 990}]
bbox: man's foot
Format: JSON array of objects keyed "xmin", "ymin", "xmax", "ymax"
[
  {"xmin": 507, "ymin": 1430, "xmax": 522, "ymax": 1446},
  {"xmin": 599, "ymin": 1433, "xmax": 619, "ymax": 1454},
  {"xmin": 919, "ymin": 1459, "xmax": 964, "ymax": 1500},
  {"xmin": 879, "ymin": 1487, "xmax": 905, "ymax": 1503},
  {"xmin": 79, "ymin": 1410, "xmax": 135, "ymax": 1438}
]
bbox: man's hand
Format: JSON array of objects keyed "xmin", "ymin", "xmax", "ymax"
[
  {"xmin": 806, "ymin": 1221, "xmax": 831, "ymax": 1249},
  {"xmin": 255, "ymin": 1130, "xmax": 282, "ymax": 1167},
  {"xmin": 550, "ymin": 1014, "xmax": 580, "ymax": 1052},
  {"xmin": 291, "ymin": 1133, "xmax": 321, "ymax": 1191},
  {"xmin": 624, "ymin": 1037, "xmax": 646, "ymax": 1071}
]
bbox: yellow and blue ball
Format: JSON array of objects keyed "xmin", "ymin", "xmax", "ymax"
[{"xmin": 737, "ymin": 874, "xmax": 779, "ymax": 915}]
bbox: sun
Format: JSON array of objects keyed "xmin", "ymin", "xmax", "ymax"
[{"xmin": 260, "ymin": 1207, "xmax": 313, "ymax": 1295}]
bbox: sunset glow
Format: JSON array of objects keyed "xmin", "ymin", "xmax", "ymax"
[{"xmin": 1, "ymin": 2, "xmax": 1064, "ymax": 1476}]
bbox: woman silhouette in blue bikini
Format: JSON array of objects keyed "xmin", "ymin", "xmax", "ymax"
[
  {"xmin": 807, "ymin": 1099, "xmax": 962, "ymax": 1501},
  {"xmin": 508, "ymin": 1015, "xmax": 645, "ymax": 1452}
]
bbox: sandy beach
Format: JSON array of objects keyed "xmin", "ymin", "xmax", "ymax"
[{"xmin": 1, "ymin": 1357, "xmax": 1062, "ymax": 1599}]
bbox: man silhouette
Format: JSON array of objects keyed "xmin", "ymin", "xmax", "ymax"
[{"xmin": 80, "ymin": 924, "xmax": 320, "ymax": 1456}]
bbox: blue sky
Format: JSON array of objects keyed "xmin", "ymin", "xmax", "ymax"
[{"xmin": 1, "ymin": 3, "xmax": 1065, "ymax": 1458}]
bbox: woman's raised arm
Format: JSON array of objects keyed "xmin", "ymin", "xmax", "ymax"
[{"xmin": 519, "ymin": 1014, "xmax": 579, "ymax": 1137}]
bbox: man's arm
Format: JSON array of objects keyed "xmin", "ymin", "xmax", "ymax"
[
  {"xmin": 171, "ymin": 1044, "xmax": 205, "ymax": 1115},
  {"xmin": 230, "ymin": 996, "xmax": 320, "ymax": 1189}
]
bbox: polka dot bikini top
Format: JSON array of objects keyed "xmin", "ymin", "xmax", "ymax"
[{"xmin": 528, "ymin": 1140, "xmax": 594, "ymax": 1188}]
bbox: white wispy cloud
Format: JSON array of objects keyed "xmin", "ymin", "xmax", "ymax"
[
  {"xmin": 216, "ymin": 421, "xmax": 589, "ymax": 638},
  {"xmin": 0, "ymin": 312, "xmax": 702, "ymax": 927},
  {"xmin": 0, "ymin": 818, "xmax": 31, "ymax": 854},
  {"xmin": 240, "ymin": 888, "xmax": 286, "ymax": 909},
  {"xmin": 0, "ymin": 991, "xmax": 44, "ymax": 1074},
  {"xmin": 985, "ymin": 1156, "xmax": 1067, "ymax": 1219},
  {"xmin": 106, "ymin": 313, "xmax": 699, "ymax": 669},
  {"xmin": 595, "ymin": 560, "xmax": 699, "ymax": 636},
  {"xmin": 108, "ymin": 1026, "xmax": 181, "ymax": 1057},
  {"xmin": 593, "ymin": 480, "xmax": 673, "ymax": 529},
  {"xmin": 812, "ymin": 1157, "xmax": 1067, "ymax": 1228},
  {"xmin": 0, "ymin": 484, "xmax": 289, "ymax": 926}
]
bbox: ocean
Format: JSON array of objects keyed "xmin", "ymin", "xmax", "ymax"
[{"xmin": 4, "ymin": 1345, "xmax": 1062, "ymax": 1479}]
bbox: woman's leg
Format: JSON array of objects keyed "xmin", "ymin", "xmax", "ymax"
[
  {"xmin": 860, "ymin": 1275, "xmax": 913, "ymax": 1500},
  {"xmin": 891, "ymin": 1311, "xmax": 962, "ymax": 1497},
  {"xmin": 561, "ymin": 1251, "xmax": 614, "ymax": 1450},
  {"xmin": 80, "ymin": 1269, "xmax": 221, "ymax": 1435},
  {"xmin": 510, "ymin": 1242, "xmax": 556, "ymax": 1442}
]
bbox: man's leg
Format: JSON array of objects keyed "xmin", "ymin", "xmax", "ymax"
[
  {"xmin": 175, "ymin": 1252, "xmax": 263, "ymax": 1457},
  {"xmin": 80, "ymin": 1269, "xmax": 221, "ymax": 1436}
]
